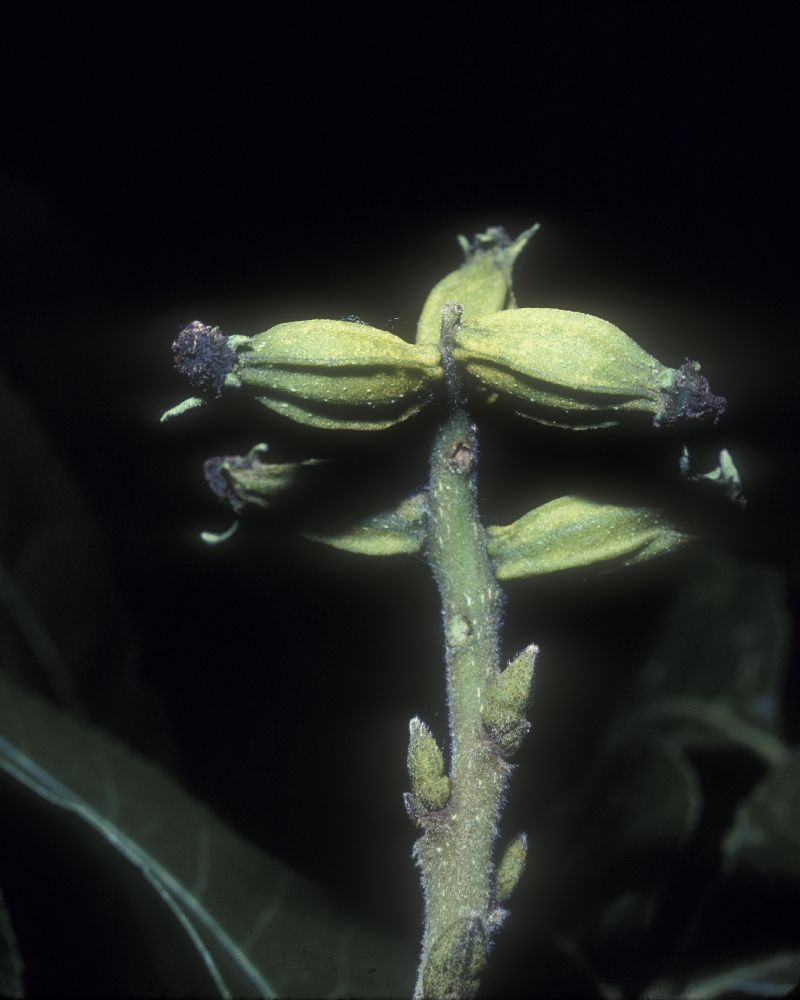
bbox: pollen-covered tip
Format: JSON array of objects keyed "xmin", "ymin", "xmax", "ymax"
[{"xmin": 172, "ymin": 321, "xmax": 237, "ymax": 397}]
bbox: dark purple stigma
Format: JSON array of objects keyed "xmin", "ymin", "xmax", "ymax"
[
  {"xmin": 172, "ymin": 321, "xmax": 236, "ymax": 397},
  {"xmin": 203, "ymin": 453, "xmax": 255, "ymax": 513},
  {"xmin": 656, "ymin": 359, "xmax": 727, "ymax": 427}
]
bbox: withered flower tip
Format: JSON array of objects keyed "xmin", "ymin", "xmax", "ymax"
[
  {"xmin": 172, "ymin": 321, "xmax": 236, "ymax": 397},
  {"xmin": 658, "ymin": 359, "xmax": 727, "ymax": 427},
  {"xmin": 203, "ymin": 453, "xmax": 252, "ymax": 513}
]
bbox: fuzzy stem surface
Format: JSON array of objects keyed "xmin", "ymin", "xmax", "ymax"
[{"xmin": 414, "ymin": 304, "xmax": 509, "ymax": 998}]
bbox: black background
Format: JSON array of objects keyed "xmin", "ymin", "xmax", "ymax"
[{"xmin": 1, "ymin": 6, "xmax": 798, "ymax": 997}]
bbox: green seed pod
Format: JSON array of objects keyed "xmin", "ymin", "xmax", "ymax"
[
  {"xmin": 487, "ymin": 496, "xmax": 691, "ymax": 580},
  {"xmin": 482, "ymin": 646, "xmax": 537, "ymax": 755},
  {"xmin": 453, "ymin": 308, "xmax": 726, "ymax": 428},
  {"xmin": 203, "ymin": 443, "xmax": 323, "ymax": 514},
  {"xmin": 495, "ymin": 833, "xmax": 528, "ymax": 904},
  {"xmin": 422, "ymin": 916, "xmax": 487, "ymax": 1000},
  {"xmin": 232, "ymin": 319, "xmax": 443, "ymax": 430},
  {"xmin": 407, "ymin": 717, "xmax": 451, "ymax": 811},
  {"xmin": 304, "ymin": 493, "xmax": 426, "ymax": 556},
  {"xmin": 416, "ymin": 225, "xmax": 539, "ymax": 347}
]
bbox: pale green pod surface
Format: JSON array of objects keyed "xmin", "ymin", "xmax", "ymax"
[
  {"xmin": 407, "ymin": 717, "xmax": 451, "ymax": 812},
  {"xmin": 487, "ymin": 496, "xmax": 691, "ymax": 580},
  {"xmin": 454, "ymin": 309, "xmax": 727, "ymax": 428},
  {"xmin": 416, "ymin": 225, "xmax": 539, "ymax": 347},
  {"xmin": 232, "ymin": 319, "xmax": 442, "ymax": 430},
  {"xmin": 482, "ymin": 646, "xmax": 537, "ymax": 755},
  {"xmin": 203, "ymin": 443, "xmax": 324, "ymax": 514},
  {"xmin": 304, "ymin": 493, "xmax": 426, "ymax": 556},
  {"xmin": 495, "ymin": 833, "xmax": 528, "ymax": 904}
]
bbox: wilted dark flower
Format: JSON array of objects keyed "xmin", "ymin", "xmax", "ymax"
[{"xmin": 172, "ymin": 321, "xmax": 236, "ymax": 397}]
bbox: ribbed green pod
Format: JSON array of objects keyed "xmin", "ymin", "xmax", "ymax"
[
  {"xmin": 454, "ymin": 308, "xmax": 676, "ymax": 426},
  {"xmin": 232, "ymin": 319, "xmax": 442, "ymax": 430},
  {"xmin": 487, "ymin": 496, "xmax": 690, "ymax": 579},
  {"xmin": 416, "ymin": 226, "xmax": 538, "ymax": 347}
]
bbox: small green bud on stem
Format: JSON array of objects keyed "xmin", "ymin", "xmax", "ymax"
[
  {"xmin": 407, "ymin": 717, "xmax": 451, "ymax": 812},
  {"xmin": 421, "ymin": 916, "xmax": 487, "ymax": 1000},
  {"xmin": 495, "ymin": 833, "xmax": 528, "ymax": 904},
  {"xmin": 481, "ymin": 645, "xmax": 537, "ymax": 756}
]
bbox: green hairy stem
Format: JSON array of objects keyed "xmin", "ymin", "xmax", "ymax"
[{"xmin": 413, "ymin": 304, "xmax": 513, "ymax": 999}]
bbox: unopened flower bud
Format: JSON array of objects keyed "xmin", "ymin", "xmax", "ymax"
[
  {"xmin": 416, "ymin": 225, "xmax": 539, "ymax": 347},
  {"xmin": 495, "ymin": 833, "xmax": 528, "ymax": 904},
  {"xmin": 454, "ymin": 308, "xmax": 726, "ymax": 428},
  {"xmin": 422, "ymin": 916, "xmax": 487, "ymax": 1000},
  {"xmin": 487, "ymin": 496, "xmax": 691, "ymax": 579},
  {"xmin": 482, "ymin": 646, "xmax": 537, "ymax": 756},
  {"xmin": 407, "ymin": 717, "xmax": 451, "ymax": 811}
]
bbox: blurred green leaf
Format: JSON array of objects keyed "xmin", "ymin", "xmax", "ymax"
[
  {"xmin": 648, "ymin": 951, "xmax": 800, "ymax": 999},
  {"xmin": 0, "ymin": 672, "xmax": 413, "ymax": 998},
  {"xmin": 535, "ymin": 739, "xmax": 701, "ymax": 932},
  {"xmin": 722, "ymin": 749, "xmax": 800, "ymax": 883},
  {"xmin": 0, "ymin": 888, "xmax": 24, "ymax": 1000},
  {"xmin": 0, "ymin": 368, "xmax": 172, "ymax": 759},
  {"xmin": 619, "ymin": 557, "xmax": 789, "ymax": 760}
]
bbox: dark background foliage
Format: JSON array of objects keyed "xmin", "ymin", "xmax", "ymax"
[{"xmin": 0, "ymin": 7, "xmax": 798, "ymax": 996}]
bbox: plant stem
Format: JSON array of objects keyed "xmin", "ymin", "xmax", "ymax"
[{"xmin": 414, "ymin": 304, "xmax": 510, "ymax": 998}]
